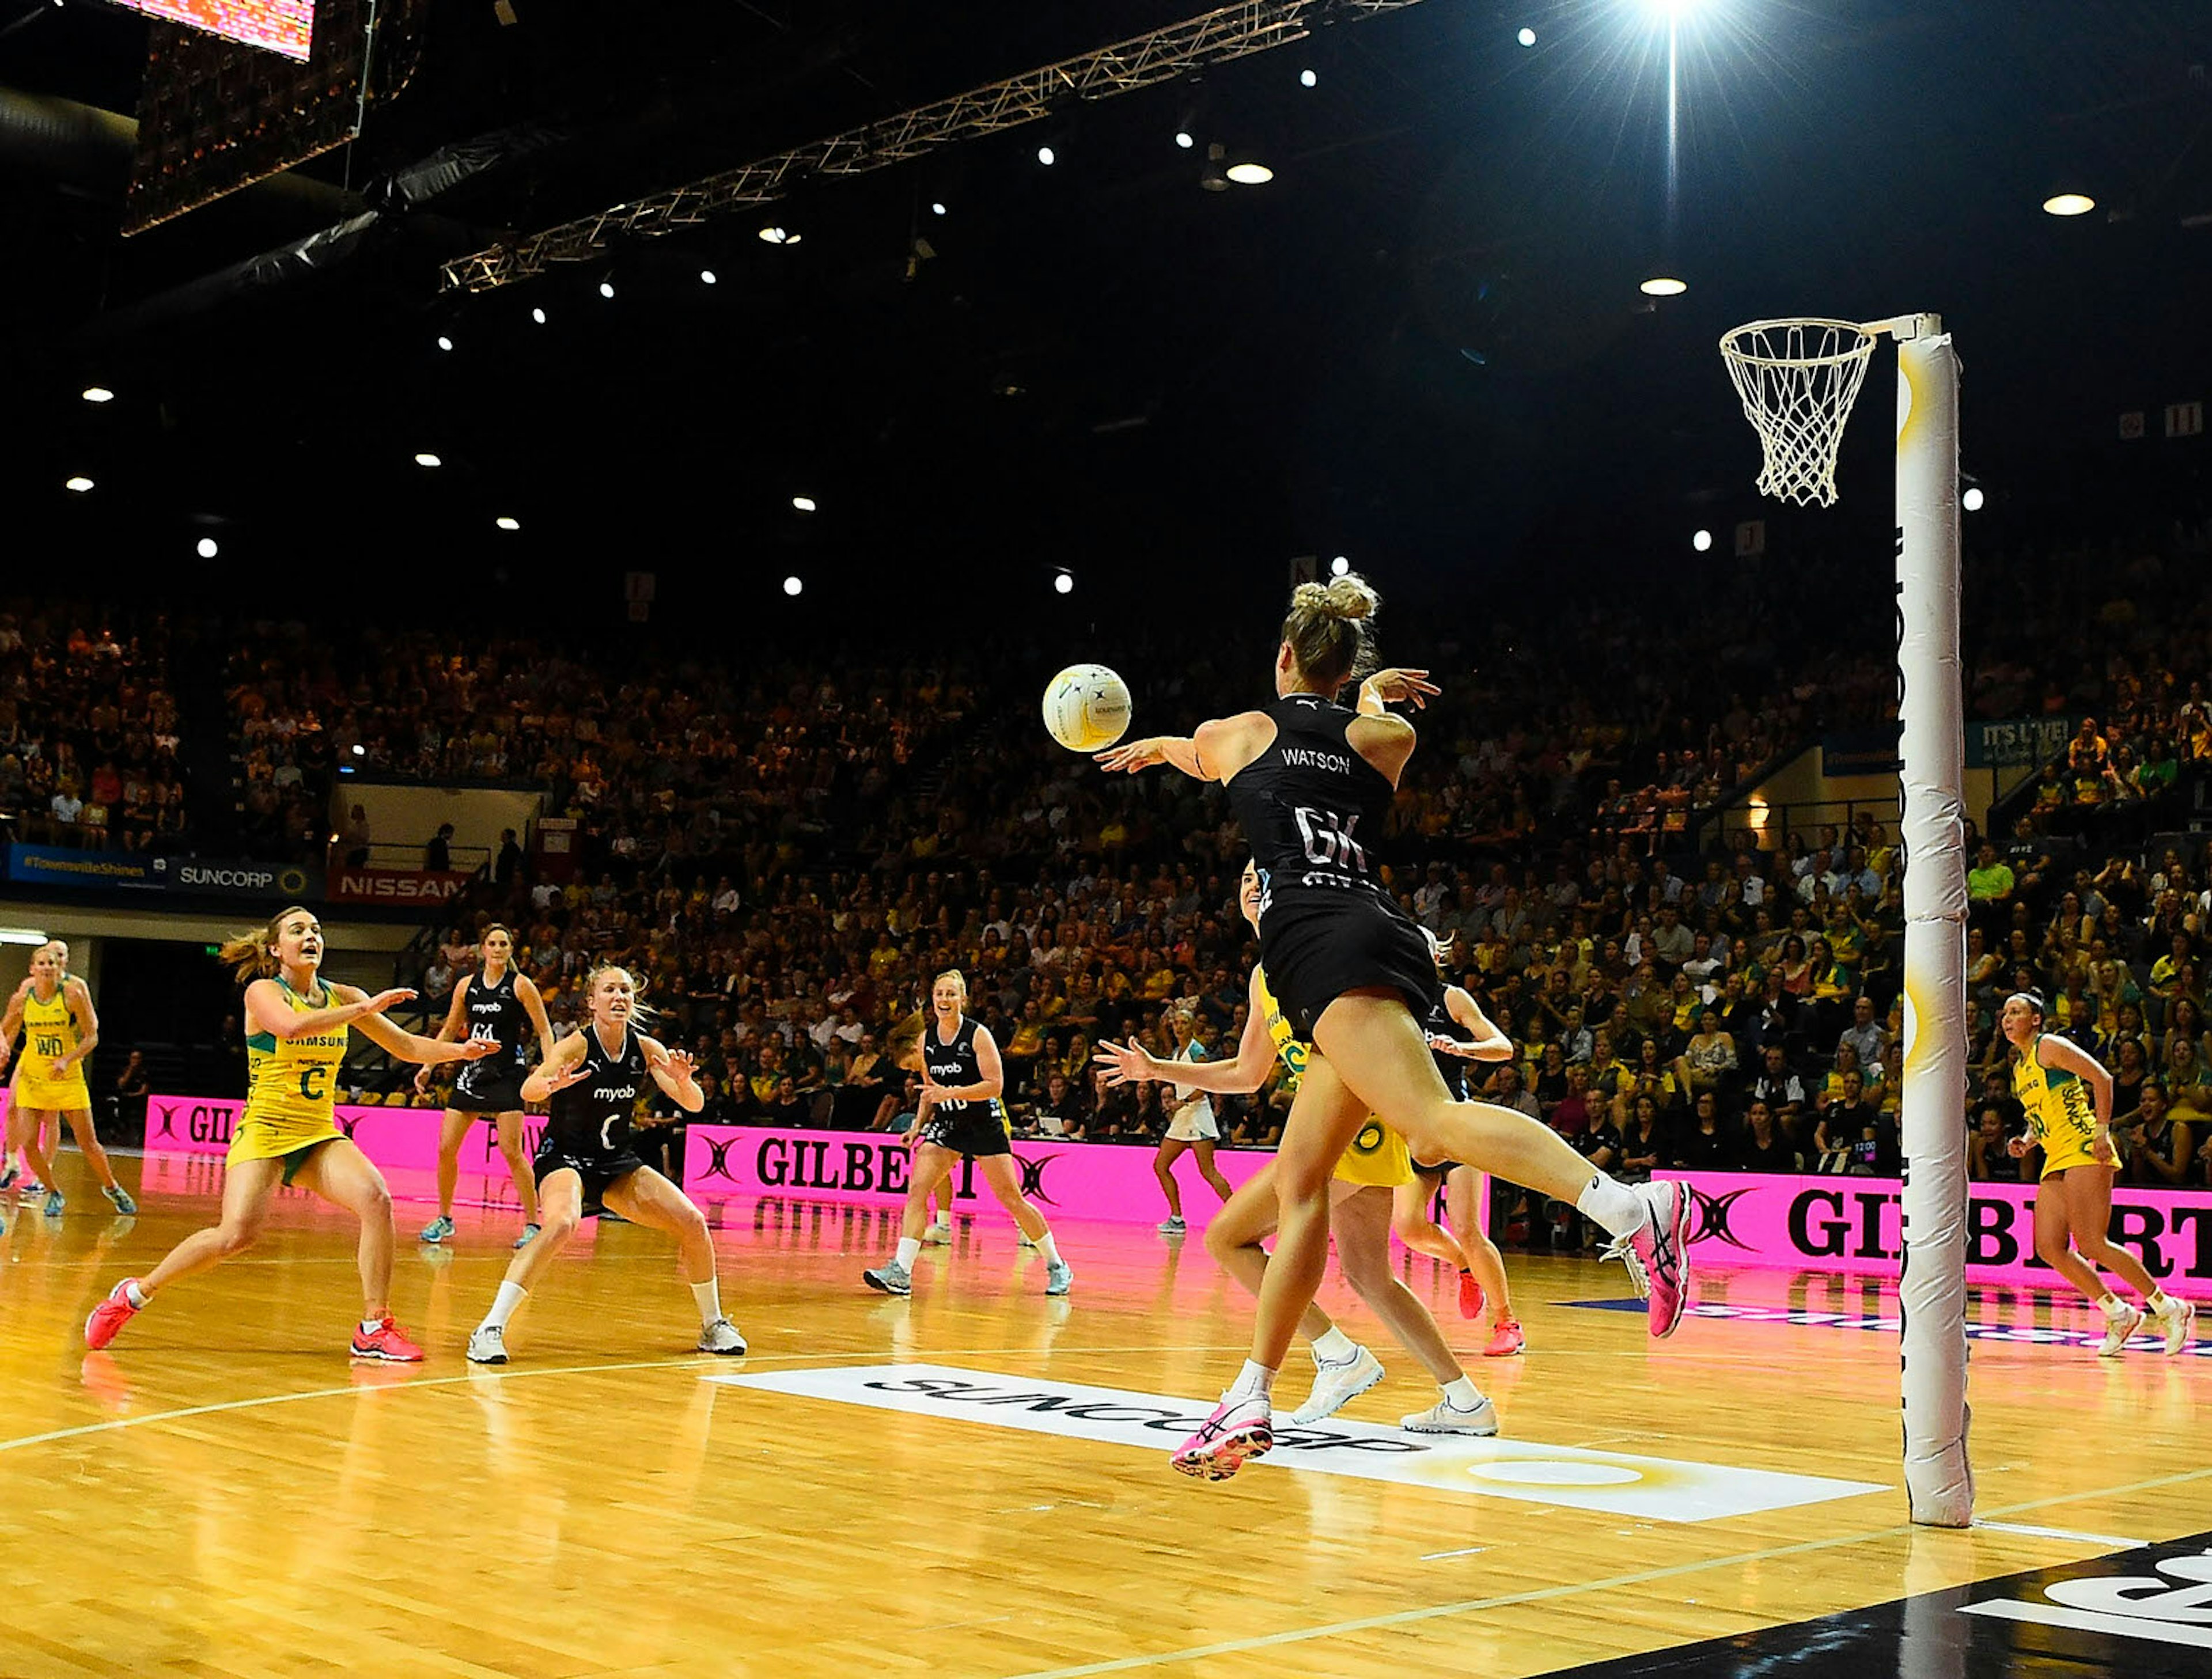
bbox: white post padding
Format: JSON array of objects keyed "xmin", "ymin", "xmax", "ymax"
[{"xmin": 1894, "ymin": 331, "xmax": 1973, "ymax": 1526}]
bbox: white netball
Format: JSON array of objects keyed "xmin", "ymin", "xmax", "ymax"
[{"xmin": 1041, "ymin": 664, "xmax": 1132, "ymax": 753}]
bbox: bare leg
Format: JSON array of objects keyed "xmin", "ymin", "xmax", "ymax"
[
  {"xmin": 434, "ymin": 1108, "xmax": 471, "ymax": 1221},
  {"xmin": 138, "ymin": 1154, "xmax": 286, "ymax": 1297},
  {"xmin": 2061, "ymin": 1165, "xmax": 2159, "ymax": 1299},
  {"xmin": 1391, "ymin": 1176, "xmax": 1476, "ymax": 1271},
  {"xmin": 59, "ymin": 1108, "xmax": 120, "ymax": 1191},
  {"xmin": 1334, "ymin": 1188, "xmax": 1467, "ymax": 1386},
  {"xmin": 11, "ymin": 1105, "xmax": 58, "ymax": 1193},
  {"xmin": 1154, "ymin": 1138, "xmax": 1190, "ymax": 1221},
  {"xmin": 493, "ymin": 1170, "xmax": 585, "ymax": 1291},
  {"xmin": 1449, "ymin": 1166, "xmax": 1513, "ymax": 1322},
  {"xmin": 1201, "ymin": 1161, "xmax": 1343, "ymax": 1344},
  {"xmin": 601, "ymin": 1167, "xmax": 717, "ymax": 1286},
  {"xmin": 2031, "ymin": 1174, "xmax": 2108, "ymax": 1302},
  {"xmin": 901, "ymin": 1144, "xmax": 960, "ymax": 1244},
  {"xmin": 291, "ymin": 1138, "xmax": 397, "ymax": 1319},
  {"xmin": 493, "ymin": 1111, "xmax": 541, "ymax": 1224},
  {"xmin": 1246, "ymin": 1053, "xmax": 1372, "ymax": 1373},
  {"xmin": 975, "ymin": 1153, "xmax": 1050, "ymax": 1242},
  {"xmin": 1190, "ymin": 1139, "xmax": 1234, "ymax": 1202}
]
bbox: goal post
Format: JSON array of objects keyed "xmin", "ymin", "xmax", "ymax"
[{"xmin": 1722, "ymin": 313, "xmax": 1972, "ymax": 1527}]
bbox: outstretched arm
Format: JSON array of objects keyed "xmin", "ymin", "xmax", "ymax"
[{"xmin": 1096, "ymin": 974, "xmax": 1278, "ymax": 1094}]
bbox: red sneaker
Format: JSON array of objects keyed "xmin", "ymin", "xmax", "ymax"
[
  {"xmin": 1483, "ymin": 1316, "xmax": 1525, "ymax": 1358},
  {"xmin": 350, "ymin": 1316, "xmax": 425, "ymax": 1362},
  {"xmin": 1457, "ymin": 1269, "xmax": 1486, "ymax": 1321},
  {"xmin": 85, "ymin": 1278, "xmax": 142, "ymax": 1351}
]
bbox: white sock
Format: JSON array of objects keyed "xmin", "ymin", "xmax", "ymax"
[
  {"xmin": 895, "ymin": 1237, "xmax": 921, "ymax": 1268},
  {"xmin": 124, "ymin": 1279, "xmax": 149, "ymax": 1309},
  {"xmin": 690, "ymin": 1277, "xmax": 723, "ymax": 1328},
  {"xmin": 1035, "ymin": 1231, "xmax": 1062, "ymax": 1266},
  {"xmin": 2098, "ymin": 1293, "xmax": 2128, "ymax": 1318},
  {"xmin": 360, "ymin": 1317, "xmax": 387, "ymax": 1335},
  {"xmin": 2148, "ymin": 1290, "xmax": 2175, "ymax": 1313},
  {"xmin": 1311, "ymin": 1326, "xmax": 1357, "ymax": 1364},
  {"xmin": 1228, "ymin": 1359, "xmax": 1277, "ymax": 1402},
  {"xmin": 1576, "ymin": 1174, "xmax": 1645, "ymax": 1239},
  {"xmin": 482, "ymin": 1280, "xmax": 528, "ymax": 1332},
  {"xmin": 1442, "ymin": 1375, "xmax": 1483, "ymax": 1409}
]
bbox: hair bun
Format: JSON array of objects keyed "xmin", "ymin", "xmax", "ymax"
[{"xmin": 1321, "ymin": 575, "xmax": 1378, "ymax": 620}]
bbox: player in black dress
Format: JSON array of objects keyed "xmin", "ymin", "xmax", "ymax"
[
  {"xmin": 1099, "ymin": 573, "xmax": 1690, "ymax": 1479},
  {"xmin": 464, "ymin": 964, "xmax": 745, "ymax": 1363},
  {"xmin": 416, "ymin": 925, "xmax": 555, "ymax": 1249},
  {"xmin": 862, "ymin": 970, "xmax": 1073, "ymax": 1298}
]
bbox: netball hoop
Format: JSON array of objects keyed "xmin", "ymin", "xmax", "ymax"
[{"xmin": 1722, "ymin": 310, "xmax": 1974, "ymax": 1530}]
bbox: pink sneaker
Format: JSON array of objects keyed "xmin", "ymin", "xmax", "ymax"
[
  {"xmin": 85, "ymin": 1278, "xmax": 143, "ymax": 1351},
  {"xmin": 1172, "ymin": 1393, "xmax": 1274, "ymax": 1481},
  {"xmin": 1483, "ymin": 1316, "xmax": 1525, "ymax": 1357},
  {"xmin": 1604, "ymin": 1181, "xmax": 1694, "ymax": 1339},
  {"xmin": 350, "ymin": 1316, "xmax": 425, "ymax": 1362},
  {"xmin": 1457, "ymin": 1270, "xmax": 1486, "ymax": 1322}
]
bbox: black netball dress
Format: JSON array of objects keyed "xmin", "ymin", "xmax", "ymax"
[
  {"xmin": 534, "ymin": 1024, "xmax": 652, "ymax": 1214},
  {"xmin": 451, "ymin": 967, "xmax": 530, "ymax": 1113},
  {"xmin": 1225, "ymin": 692, "xmax": 1441, "ymax": 1039}
]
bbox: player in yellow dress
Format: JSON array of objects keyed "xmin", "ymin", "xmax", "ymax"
[
  {"xmin": 0, "ymin": 939, "xmax": 134, "ymax": 1217},
  {"xmin": 84, "ymin": 905, "xmax": 499, "ymax": 1360},
  {"xmin": 1094, "ymin": 861, "xmax": 1505, "ymax": 1464},
  {"xmin": 2002, "ymin": 990, "xmax": 2195, "ymax": 1356}
]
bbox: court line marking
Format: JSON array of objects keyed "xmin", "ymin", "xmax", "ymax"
[
  {"xmin": 1975, "ymin": 1519, "xmax": 2147, "ymax": 1548},
  {"xmin": 1419, "ymin": 1547, "xmax": 1490, "ymax": 1560},
  {"xmin": 0, "ymin": 1347, "xmax": 1253, "ymax": 1456},
  {"xmin": 994, "ymin": 1465, "xmax": 2212, "ymax": 1679}
]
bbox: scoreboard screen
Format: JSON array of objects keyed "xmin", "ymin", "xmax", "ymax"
[{"xmin": 126, "ymin": 2, "xmax": 315, "ymax": 62}]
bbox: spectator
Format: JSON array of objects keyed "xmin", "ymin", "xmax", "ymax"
[
  {"xmin": 427, "ymin": 821, "xmax": 455, "ymax": 872},
  {"xmin": 494, "ymin": 827, "xmax": 524, "ymax": 885},
  {"xmin": 1735, "ymin": 1098, "xmax": 1801, "ymax": 1172}
]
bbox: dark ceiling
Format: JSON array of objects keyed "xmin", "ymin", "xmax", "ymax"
[{"xmin": 2, "ymin": 0, "xmax": 2208, "ymax": 626}]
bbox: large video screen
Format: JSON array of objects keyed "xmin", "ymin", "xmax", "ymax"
[{"xmin": 126, "ymin": 2, "xmax": 315, "ymax": 62}]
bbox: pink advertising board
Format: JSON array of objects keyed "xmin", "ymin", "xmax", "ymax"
[
  {"xmin": 1661, "ymin": 1170, "xmax": 2212, "ymax": 1291},
  {"xmin": 144, "ymin": 1090, "xmax": 514, "ymax": 1173},
  {"xmin": 681, "ymin": 1124, "xmax": 1278, "ymax": 1228}
]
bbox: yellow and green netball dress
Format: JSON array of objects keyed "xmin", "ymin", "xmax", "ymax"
[
  {"xmin": 1254, "ymin": 962, "xmax": 1413, "ymax": 1189},
  {"xmin": 2012, "ymin": 1034, "xmax": 2100, "ymax": 1177},
  {"xmin": 232, "ymin": 979, "xmax": 352, "ymax": 1180},
  {"xmin": 14, "ymin": 985, "xmax": 91, "ymax": 1110}
]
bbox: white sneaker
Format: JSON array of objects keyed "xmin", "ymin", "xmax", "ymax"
[
  {"xmin": 1287, "ymin": 1344, "xmax": 1384, "ymax": 1426},
  {"xmin": 863, "ymin": 1260, "xmax": 912, "ymax": 1296},
  {"xmin": 922, "ymin": 1220, "xmax": 952, "ymax": 1245},
  {"xmin": 2153, "ymin": 1296, "xmax": 2197, "ymax": 1355},
  {"xmin": 1401, "ymin": 1393, "xmax": 1499, "ymax": 1435},
  {"xmin": 1157, "ymin": 1215, "xmax": 1187, "ymax": 1235},
  {"xmin": 466, "ymin": 1324, "xmax": 509, "ymax": 1365},
  {"xmin": 698, "ymin": 1317, "xmax": 748, "ymax": 1355},
  {"xmin": 2097, "ymin": 1302, "xmax": 2146, "ymax": 1357}
]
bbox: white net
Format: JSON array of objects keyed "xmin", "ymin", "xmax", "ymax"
[{"xmin": 1719, "ymin": 317, "xmax": 1878, "ymax": 507}]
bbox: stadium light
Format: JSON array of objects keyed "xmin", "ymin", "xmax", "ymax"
[
  {"xmin": 1517, "ymin": 26, "xmax": 1537, "ymax": 47},
  {"xmin": 1054, "ymin": 570, "xmax": 1074, "ymax": 594},
  {"xmin": 2041, "ymin": 192, "xmax": 2095, "ymax": 217},
  {"xmin": 414, "ymin": 452, "xmax": 442, "ymax": 467},
  {"xmin": 64, "ymin": 476, "xmax": 93, "ymax": 492},
  {"xmin": 197, "ymin": 537, "xmax": 219, "ymax": 558},
  {"xmin": 1961, "ymin": 486, "xmax": 1985, "ymax": 512},
  {"xmin": 1692, "ymin": 529, "xmax": 1713, "ymax": 552},
  {"xmin": 1330, "ymin": 555, "xmax": 1350, "ymax": 577},
  {"xmin": 496, "ymin": 516, "xmax": 521, "ymax": 530},
  {"xmin": 783, "ymin": 575, "xmax": 804, "ymax": 596},
  {"xmin": 1640, "ymin": 276, "xmax": 1688, "ymax": 297},
  {"xmin": 792, "ymin": 495, "xmax": 817, "ymax": 513},
  {"xmin": 81, "ymin": 386, "xmax": 115, "ymax": 403}
]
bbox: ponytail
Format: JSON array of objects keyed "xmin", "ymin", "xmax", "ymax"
[{"xmin": 218, "ymin": 905, "xmax": 315, "ymax": 984}]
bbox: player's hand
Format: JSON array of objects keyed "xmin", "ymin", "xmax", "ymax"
[
  {"xmin": 2091, "ymin": 1129, "xmax": 2117, "ymax": 1166},
  {"xmin": 920, "ymin": 1072, "xmax": 956, "ymax": 1104},
  {"xmin": 1361, "ymin": 668, "xmax": 1439, "ymax": 711},
  {"xmin": 413, "ymin": 1066, "xmax": 434, "ymax": 1093},
  {"xmin": 2006, "ymin": 1136, "xmax": 2031, "ymax": 1158},
  {"xmin": 46, "ymin": 1058, "xmax": 70, "ymax": 1081},
  {"xmin": 1094, "ymin": 737, "xmax": 1171, "ymax": 775},
  {"xmin": 661, "ymin": 1049, "xmax": 699, "ymax": 1083},
  {"xmin": 538, "ymin": 1060, "xmax": 593, "ymax": 1094},
  {"xmin": 1425, "ymin": 1033, "xmax": 1485, "ymax": 1061},
  {"xmin": 1092, "ymin": 1040, "xmax": 1160, "ymax": 1086},
  {"xmin": 454, "ymin": 1037, "xmax": 502, "ymax": 1061},
  {"xmin": 362, "ymin": 988, "xmax": 416, "ymax": 1017}
]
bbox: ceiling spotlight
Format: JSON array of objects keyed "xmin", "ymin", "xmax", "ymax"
[
  {"xmin": 351, "ymin": 743, "xmax": 366, "ymax": 757},
  {"xmin": 1036, "ymin": 145, "xmax": 1056, "ymax": 167},
  {"xmin": 791, "ymin": 495, "xmax": 817, "ymax": 513},
  {"xmin": 1639, "ymin": 276, "xmax": 1689, "ymax": 297},
  {"xmin": 699, "ymin": 268, "xmax": 718, "ymax": 285},
  {"xmin": 599, "ymin": 281, "xmax": 615, "ymax": 298},
  {"xmin": 783, "ymin": 575, "xmax": 804, "ymax": 597},
  {"xmin": 1054, "ymin": 571, "xmax": 1074, "ymax": 595},
  {"xmin": 1518, "ymin": 26, "xmax": 1537, "ymax": 47},
  {"xmin": 196, "ymin": 537, "xmax": 219, "ymax": 559},
  {"xmin": 930, "ymin": 201, "xmax": 948, "ymax": 216},
  {"xmin": 414, "ymin": 452, "xmax": 442, "ymax": 467},
  {"xmin": 1962, "ymin": 486, "xmax": 1986, "ymax": 512},
  {"xmin": 435, "ymin": 334, "xmax": 454, "ymax": 351},
  {"xmin": 1299, "ymin": 68, "xmax": 1317, "ymax": 88},
  {"xmin": 2042, "ymin": 192, "xmax": 2096, "ymax": 217},
  {"xmin": 759, "ymin": 225, "xmax": 800, "ymax": 245},
  {"xmin": 81, "ymin": 386, "xmax": 115, "ymax": 403},
  {"xmin": 1692, "ymin": 529, "xmax": 1714, "ymax": 552},
  {"xmin": 1226, "ymin": 161, "xmax": 1274, "ymax": 186},
  {"xmin": 1330, "ymin": 555, "xmax": 1350, "ymax": 577},
  {"xmin": 64, "ymin": 476, "xmax": 93, "ymax": 492},
  {"xmin": 531, "ymin": 306, "xmax": 547, "ymax": 324},
  {"xmin": 495, "ymin": 516, "xmax": 521, "ymax": 531}
]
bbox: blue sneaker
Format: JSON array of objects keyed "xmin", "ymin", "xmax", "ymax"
[
  {"xmin": 103, "ymin": 1184, "xmax": 138, "ymax": 1216},
  {"xmin": 0, "ymin": 1163, "xmax": 18, "ymax": 1192},
  {"xmin": 862, "ymin": 1261, "xmax": 912, "ymax": 1297},
  {"xmin": 420, "ymin": 1214, "xmax": 456, "ymax": 1244},
  {"xmin": 1044, "ymin": 1259, "xmax": 1074, "ymax": 1297},
  {"xmin": 42, "ymin": 1188, "xmax": 65, "ymax": 1217},
  {"xmin": 512, "ymin": 1222, "xmax": 541, "ymax": 1250}
]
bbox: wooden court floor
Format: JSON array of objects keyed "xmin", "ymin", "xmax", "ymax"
[{"xmin": 3, "ymin": 1151, "xmax": 2209, "ymax": 1679}]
